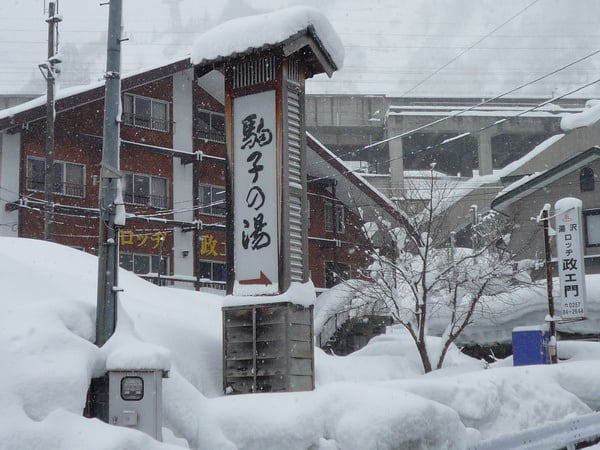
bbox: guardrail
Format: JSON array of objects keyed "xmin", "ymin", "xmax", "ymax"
[
  {"xmin": 140, "ymin": 274, "xmax": 226, "ymax": 293},
  {"xmin": 469, "ymin": 411, "xmax": 600, "ymax": 450},
  {"xmin": 316, "ymin": 309, "xmax": 351, "ymax": 348}
]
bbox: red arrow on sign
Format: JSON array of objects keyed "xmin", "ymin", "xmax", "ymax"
[{"xmin": 239, "ymin": 271, "xmax": 272, "ymax": 285}]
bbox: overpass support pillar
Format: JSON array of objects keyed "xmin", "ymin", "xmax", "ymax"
[
  {"xmin": 388, "ymin": 130, "xmax": 404, "ymax": 198},
  {"xmin": 478, "ymin": 130, "xmax": 494, "ymax": 176}
]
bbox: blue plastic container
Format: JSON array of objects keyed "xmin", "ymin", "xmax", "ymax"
[{"xmin": 512, "ymin": 325, "xmax": 551, "ymax": 366}]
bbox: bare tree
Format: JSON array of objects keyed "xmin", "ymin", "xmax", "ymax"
[{"xmin": 343, "ymin": 167, "xmax": 531, "ymax": 373}]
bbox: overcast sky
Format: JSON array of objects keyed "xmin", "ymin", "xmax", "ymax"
[{"xmin": 2, "ymin": 0, "xmax": 600, "ymax": 99}]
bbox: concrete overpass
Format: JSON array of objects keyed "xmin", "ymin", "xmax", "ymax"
[{"xmin": 306, "ymin": 95, "xmax": 586, "ymax": 194}]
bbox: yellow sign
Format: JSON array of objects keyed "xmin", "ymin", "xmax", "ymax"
[
  {"xmin": 200, "ymin": 234, "xmax": 226, "ymax": 257},
  {"xmin": 120, "ymin": 231, "xmax": 167, "ymax": 249}
]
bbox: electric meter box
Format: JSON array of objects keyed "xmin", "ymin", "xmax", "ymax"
[
  {"xmin": 108, "ymin": 369, "xmax": 165, "ymax": 440},
  {"xmin": 512, "ymin": 325, "xmax": 551, "ymax": 366}
]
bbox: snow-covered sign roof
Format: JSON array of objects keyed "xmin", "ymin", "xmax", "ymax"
[
  {"xmin": 491, "ymin": 146, "xmax": 600, "ymax": 212},
  {"xmin": 191, "ymin": 6, "xmax": 344, "ymax": 78}
]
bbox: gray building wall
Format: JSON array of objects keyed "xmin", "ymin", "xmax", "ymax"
[
  {"xmin": 0, "ymin": 131, "xmax": 21, "ymax": 237},
  {"xmin": 498, "ymin": 158, "xmax": 600, "ymax": 271},
  {"xmin": 509, "ymin": 125, "xmax": 600, "ymax": 177}
]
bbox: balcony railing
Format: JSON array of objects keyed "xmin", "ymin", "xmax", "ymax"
[
  {"xmin": 123, "ymin": 193, "xmax": 169, "ymax": 209},
  {"xmin": 195, "ymin": 129, "xmax": 226, "ymax": 143},
  {"xmin": 123, "ymin": 113, "xmax": 170, "ymax": 133},
  {"xmin": 26, "ymin": 178, "xmax": 85, "ymax": 198}
]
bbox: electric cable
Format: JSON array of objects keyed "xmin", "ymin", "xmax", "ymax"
[{"xmin": 399, "ymin": 0, "xmax": 542, "ymax": 98}]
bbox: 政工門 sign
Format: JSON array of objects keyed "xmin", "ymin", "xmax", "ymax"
[{"xmin": 555, "ymin": 197, "xmax": 586, "ymax": 320}]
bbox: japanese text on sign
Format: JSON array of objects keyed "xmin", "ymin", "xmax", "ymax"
[
  {"xmin": 200, "ymin": 234, "xmax": 226, "ymax": 257},
  {"xmin": 120, "ymin": 231, "xmax": 166, "ymax": 249},
  {"xmin": 555, "ymin": 198, "xmax": 586, "ymax": 320},
  {"xmin": 240, "ymin": 113, "xmax": 273, "ymax": 251},
  {"xmin": 233, "ymin": 91, "xmax": 279, "ymax": 295}
]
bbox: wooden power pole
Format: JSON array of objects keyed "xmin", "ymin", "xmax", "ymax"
[
  {"xmin": 40, "ymin": 0, "xmax": 61, "ymax": 241},
  {"xmin": 96, "ymin": 0, "xmax": 124, "ymax": 347}
]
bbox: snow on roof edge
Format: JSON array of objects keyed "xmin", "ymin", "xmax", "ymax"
[
  {"xmin": 492, "ymin": 146, "xmax": 600, "ymax": 211},
  {"xmin": 191, "ymin": 6, "xmax": 344, "ymax": 71},
  {"xmin": 0, "ymin": 56, "xmax": 192, "ymax": 125},
  {"xmin": 561, "ymin": 99, "xmax": 600, "ymax": 131},
  {"xmin": 306, "ymin": 131, "xmax": 403, "ymax": 217}
]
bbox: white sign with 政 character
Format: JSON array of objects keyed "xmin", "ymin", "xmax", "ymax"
[
  {"xmin": 233, "ymin": 90, "xmax": 279, "ymax": 295},
  {"xmin": 555, "ymin": 197, "xmax": 586, "ymax": 320}
]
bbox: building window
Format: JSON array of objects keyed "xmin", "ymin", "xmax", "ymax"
[
  {"xmin": 26, "ymin": 157, "xmax": 85, "ymax": 198},
  {"xmin": 584, "ymin": 209, "xmax": 600, "ymax": 247},
  {"xmin": 324, "ymin": 202, "xmax": 345, "ymax": 233},
  {"xmin": 123, "ymin": 93, "xmax": 170, "ymax": 132},
  {"xmin": 325, "ymin": 261, "xmax": 350, "ymax": 288},
  {"xmin": 199, "ymin": 184, "xmax": 226, "ymax": 216},
  {"xmin": 580, "ymin": 167, "xmax": 595, "ymax": 192},
  {"xmin": 120, "ymin": 252, "xmax": 168, "ymax": 275},
  {"xmin": 198, "ymin": 260, "xmax": 227, "ymax": 282},
  {"xmin": 123, "ymin": 173, "xmax": 169, "ymax": 209},
  {"xmin": 196, "ymin": 109, "xmax": 225, "ymax": 143}
]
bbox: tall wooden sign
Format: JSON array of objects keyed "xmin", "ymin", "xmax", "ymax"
[
  {"xmin": 224, "ymin": 53, "xmax": 309, "ymax": 296},
  {"xmin": 193, "ymin": 12, "xmax": 341, "ymax": 394}
]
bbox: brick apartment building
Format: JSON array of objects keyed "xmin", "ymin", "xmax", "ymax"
[{"xmin": 0, "ymin": 57, "xmax": 393, "ymax": 291}]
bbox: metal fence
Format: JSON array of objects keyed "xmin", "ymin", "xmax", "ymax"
[{"xmin": 468, "ymin": 412, "xmax": 600, "ymax": 450}]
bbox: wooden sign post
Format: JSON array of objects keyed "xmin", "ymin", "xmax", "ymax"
[
  {"xmin": 221, "ymin": 32, "xmax": 338, "ymax": 296},
  {"xmin": 192, "ymin": 9, "xmax": 341, "ymax": 394}
]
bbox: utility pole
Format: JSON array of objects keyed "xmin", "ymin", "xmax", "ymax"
[
  {"xmin": 96, "ymin": 0, "xmax": 124, "ymax": 347},
  {"xmin": 40, "ymin": 0, "xmax": 61, "ymax": 241},
  {"xmin": 470, "ymin": 204, "xmax": 479, "ymax": 255},
  {"xmin": 541, "ymin": 206, "xmax": 558, "ymax": 364}
]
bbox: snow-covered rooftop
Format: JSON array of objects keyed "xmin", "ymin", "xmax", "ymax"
[
  {"xmin": 561, "ymin": 99, "xmax": 600, "ymax": 131},
  {"xmin": 191, "ymin": 6, "xmax": 344, "ymax": 73},
  {"xmin": 387, "ymin": 105, "xmax": 572, "ymax": 118}
]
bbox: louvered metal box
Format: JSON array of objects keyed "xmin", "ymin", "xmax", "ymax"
[{"xmin": 222, "ymin": 302, "xmax": 314, "ymax": 394}]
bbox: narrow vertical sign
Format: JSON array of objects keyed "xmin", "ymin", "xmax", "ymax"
[
  {"xmin": 555, "ymin": 197, "xmax": 586, "ymax": 320},
  {"xmin": 233, "ymin": 90, "xmax": 279, "ymax": 295}
]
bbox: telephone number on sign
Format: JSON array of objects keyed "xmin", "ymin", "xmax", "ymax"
[
  {"xmin": 562, "ymin": 308, "xmax": 584, "ymax": 316},
  {"xmin": 565, "ymin": 302, "xmax": 582, "ymax": 308}
]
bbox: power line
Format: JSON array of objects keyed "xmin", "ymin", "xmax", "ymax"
[
  {"xmin": 338, "ymin": 45, "xmax": 600, "ymax": 157},
  {"xmin": 3, "ymin": 10, "xmax": 599, "ymax": 233},
  {"xmin": 391, "ymin": 76, "xmax": 600, "ymax": 164},
  {"xmin": 307, "ymin": 74, "xmax": 600, "ymax": 186},
  {"xmin": 398, "ymin": 0, "xmax": 542, "ymax": 98}
]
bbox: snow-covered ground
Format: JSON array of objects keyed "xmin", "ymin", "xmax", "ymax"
[{"xmin": 3, "ymin": 237, "xmax": 600, "ymax": 449}]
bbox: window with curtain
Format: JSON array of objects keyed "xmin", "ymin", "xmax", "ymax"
[
  {"xmin": 123, "ymin": 93, "xmax": 170, "ymax": 132},
  {"xmin": 324, "ymin": 201, "xmax": 345, "ymax": 233},
  {"xmin": 580, "ymin": 167, "xmax": 595, "ymax": 192},
  {"xmin": 196, "ymin": 109, "xmax": 225, "ymax": 143},
  {"xmin": 26, "ymin": 157, "xmax": 85, "ymax": 198},
  {"xmin": 123, "ymin": 172, "xmax": 169, "ymax": 209},
  {"xmin": 584, "ymin": 209, "xmax": 600, "ymax": 246},
  {"xmin": 199, "ymin": 184, "xmax": 226, "ymax": 216}
]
